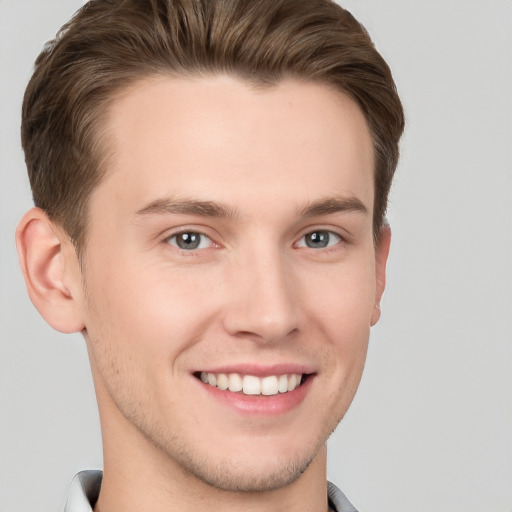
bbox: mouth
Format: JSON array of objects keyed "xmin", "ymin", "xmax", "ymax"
[{"xmin": 194, "ymin": 371, "xmax": 310, "ymax": 396}]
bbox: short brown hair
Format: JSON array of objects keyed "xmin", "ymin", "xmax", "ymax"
[{"xmin": 22, "ymin": 0, "xmax": 404, "ymax": 252}]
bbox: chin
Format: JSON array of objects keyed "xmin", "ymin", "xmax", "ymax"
[
  {"xmin": 153, "ymin": 423, "xmax": 335, "ymax": 493},
  {"xmin": 176, "ymin": 449, "xmax": 318, "ymax": 493}
]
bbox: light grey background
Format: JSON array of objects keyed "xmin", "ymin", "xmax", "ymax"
[{"xmin": 1, "ymin": 1, "xmax": 511, "ymax": 511}]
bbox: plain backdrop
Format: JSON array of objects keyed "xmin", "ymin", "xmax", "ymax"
[{"xmin": 1, "ymin": 1, "xmax": 511, "ymax": 511}]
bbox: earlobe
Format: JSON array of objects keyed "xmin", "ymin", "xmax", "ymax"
[
  {"xmin": 15, "ymin": 207, "xmax": 85, "ymax": 333},
  {"xmin": 370, "ymin": 225, "xmax": 391, "ymax": 326}
]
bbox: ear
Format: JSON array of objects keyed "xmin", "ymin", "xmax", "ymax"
[
  {"xmin": 370, "ymin": 224, "xmax": 391, "ymax": 326},
  {"xmin": 15, "ymin": 207, "xmax": 85, "ymax": 333}
]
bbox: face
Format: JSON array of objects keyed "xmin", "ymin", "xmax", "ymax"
[{"xmin": 74, "ymin": 75, "xmax": 387, "ymax": 492}]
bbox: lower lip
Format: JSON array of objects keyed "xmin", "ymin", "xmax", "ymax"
[{"xmin": 196, "ymin": 375, "xmax": 314, "ymax": 416}]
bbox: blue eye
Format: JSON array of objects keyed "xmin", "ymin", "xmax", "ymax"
[
  {"xmin": 167, "ymin": 232, "xmax": 212, "ymax": 250},
  {"xmin": 298, "ymin": 230, "xmax": 341, "ymax": 249}
]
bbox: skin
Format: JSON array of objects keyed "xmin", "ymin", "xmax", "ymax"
[{"xmin": 17, "ymin": 75, "xmax": 390, "ymax": 512}]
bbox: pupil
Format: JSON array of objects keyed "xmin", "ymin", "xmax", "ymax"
[
  {"xmin": 306, "ymin": 231, "xmax": 329, "ymax": 248},
  {"xmin": 178, "ymin": 233, "xmax": 200, "ymax": 250}
]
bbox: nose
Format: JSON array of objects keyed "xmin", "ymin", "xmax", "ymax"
[{"xmin": 222, "ymin": 248, "xmax": 299, "ymax": 343}]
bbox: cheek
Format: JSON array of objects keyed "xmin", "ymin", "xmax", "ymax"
[
  {"xmin": 307, "ymin": 258, "xmax": 377, "ymax": 329},
  {"xmin": 304, "ymin": 258, "xmax": 375, "ymax": 375},
  {"xmin": 82, "ymin": 260, "xmax": 220, "ymax": 362}
]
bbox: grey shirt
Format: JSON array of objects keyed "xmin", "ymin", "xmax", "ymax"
[{"xmin": 64, "ymin": 470, "xmax": 358, "ymax": 512}]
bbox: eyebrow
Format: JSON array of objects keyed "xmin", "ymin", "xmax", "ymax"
[
  {"xmin": 135, "ymin": 195, "xmax": 368, "ymax": 219},
  {"xmin": 135, "ymin": 197, "xmax": 238, "ymax": 218},
  {"xmin": 299, "ymin": 196, "xmax": 368, "ymax": 217}
]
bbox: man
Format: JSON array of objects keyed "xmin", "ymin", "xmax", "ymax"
[{"xmin": 16, "ymin": 0, "xmax": 404, "ymax": 511}]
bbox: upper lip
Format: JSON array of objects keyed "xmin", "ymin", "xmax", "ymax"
[{"xmin": 193, "ymin": 363, "xmax": 315, "ymax": 377}]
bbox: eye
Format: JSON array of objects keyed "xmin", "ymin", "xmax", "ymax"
[
  {"xmin": 166, "ymin": 231, "xmax": 213, "ymax": 250},
  {"xmin": 297, "ymin": 230, "xmax": 341, "ymax": 249}
]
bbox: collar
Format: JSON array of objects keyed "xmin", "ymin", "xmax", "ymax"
[{"xmin": 64, "ymin": 470, "xmax": 102, "ymax": 512}]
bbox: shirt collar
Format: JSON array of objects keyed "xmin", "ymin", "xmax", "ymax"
[{"xmin": 64, "ymin": 470, "xmax": 102, "ymax": 512}]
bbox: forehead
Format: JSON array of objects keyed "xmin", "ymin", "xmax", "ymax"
[{"xmin": 94, "ymin": 75, "xmax": 374, "ymax": 218}]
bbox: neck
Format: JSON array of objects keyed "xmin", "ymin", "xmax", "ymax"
[{"xmin": 96, "ymin": 449, "xmax": 329, "ymax": 512}]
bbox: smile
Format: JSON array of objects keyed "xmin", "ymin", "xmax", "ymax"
[{"xmin": 199, "ymin": 372, "xmax": 303, "ymax": 396}]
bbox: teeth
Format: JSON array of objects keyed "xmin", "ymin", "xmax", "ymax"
[
  {"xmin": 217, "ymin": 373, "xmax": 229, "ymax": 390},
  {"xmin": 261, "ymin": 376, "xmax": 279, "ymax": 396},
  {"xmin": 278, "ymin": 375, "xmax": 288, "ymax": 393},
  {"xmin": 199, "ymin": 372, "xmax": 303, "ymax": 395},
  {"xmin": 287, "ymin": 374, "xmax": 298, "ymax": 391},
  {"xmin": 243, "ymin": 375, "xmax": 261, "ymax": 395},
  {"xmin": 229, "ymin": 373, "xmax": 243, "ymax": 392}
]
